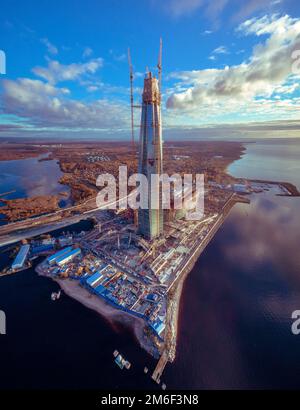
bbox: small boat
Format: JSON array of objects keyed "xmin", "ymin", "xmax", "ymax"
[
  {"xmin": 113, "ymin": 350, "xmax": 131, "ymax": 370},
  {"xmin": 51, "ymin": 290, "xmax": 61, "ymax": 301}
]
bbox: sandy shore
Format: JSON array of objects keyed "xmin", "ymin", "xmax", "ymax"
[{"xmin": 36, "ymin": 264, "xmax": 159, "ymax": 357}]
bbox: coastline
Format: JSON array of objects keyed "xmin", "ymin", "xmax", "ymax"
[
  {"xmin": 36, "ymin": 266, "xmax": 160, "ymax": 358},
  {"xmin": 167, "ymin": 195, "xmax": 245, "ymax": 362}
]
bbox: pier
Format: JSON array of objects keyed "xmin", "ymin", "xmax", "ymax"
[{"xmin": 152, "ymin": 351, "xmax": 168, "ymax": 384}]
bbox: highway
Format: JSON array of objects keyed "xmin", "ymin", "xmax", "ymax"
[{"xmin": 0, "ymin": 191, "xmax": 136, "ymax": 247}]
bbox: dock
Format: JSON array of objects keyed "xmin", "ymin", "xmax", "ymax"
[{"xmin": 152, "ymin": 351, "xmax": 168, "ymax": 384}]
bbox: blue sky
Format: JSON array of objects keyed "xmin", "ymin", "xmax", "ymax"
[{"xmin": 0, "ymin": 0, "xmax": 300, "ymax": 139}]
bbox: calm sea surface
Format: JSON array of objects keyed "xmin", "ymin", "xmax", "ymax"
[
  {"xmin": 0, "ymin": 155, "xmax": 70, "ymax": 201},
  {"xmin": 1, "ymin": 139, "xmax": 300, "ymax": 389}
]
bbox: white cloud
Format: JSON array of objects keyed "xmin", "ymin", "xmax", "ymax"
[
  {"xmin": 83, "ymin": 47, "xmax": 93, "ymax": 58},
  {"xmin": 162, "ymin": 0, "xmax": 204, "ymax": 17},
  {"xmin": 40, "ymin": 38, "xmax": 58, "ymax": 55},
  {"xmin": 167, "ymin": 14, "xmax": 300, "ymax": 123},
  {"xmin": 87, "ymin": 85, "xmax": 99, "ymax": 92},
  {"xmin": 32, "ymin": 58, "xmax": 103, "ymax": 84},
  {"xmin": 208, "ymin": 45, "xmax": 229, "ymax": 61},
  {"xmin": 1, "ymin": 78, "xmax": 128, "ymax": 130},
  {"xmin": 109, "ymin": 49, "xmax": 127, "ymax": 62},
  {"xmin": 156, "ymin": 0, "xmax": 285, "ymax": 22},
  {"xmin": 212, "ymin": 45, "xmax": 229, "ymax": 54}
]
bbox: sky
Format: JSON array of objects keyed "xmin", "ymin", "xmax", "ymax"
[{"xmin": 0, "ymin": 0, "xmax": 300, "ymax": 140}]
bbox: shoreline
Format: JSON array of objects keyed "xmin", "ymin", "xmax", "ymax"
[
  {"xmin": 36, "ymin": 265, "xmax": 160, "ymax": 358},
  {"xmin": 166, "ymin": 195, "xmax": 243, "ymax": 363}
]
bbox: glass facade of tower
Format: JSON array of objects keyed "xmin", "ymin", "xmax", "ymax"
[{"xmin": 138, "ymin": 72, "xmax": 163, "ymax": 240}]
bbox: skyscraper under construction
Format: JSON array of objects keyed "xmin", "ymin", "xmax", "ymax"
[{"xmin": 138, "ymin": 71, "xmax": 163, "ymax": 239}]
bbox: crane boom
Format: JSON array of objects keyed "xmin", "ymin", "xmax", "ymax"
[
  {"xmin": 157, "ymin": 38, "xmax": 162, "ymax": 95},
  {"xmin": 127, "ymin": 47, "xmax": 135, "ymax": 147}
]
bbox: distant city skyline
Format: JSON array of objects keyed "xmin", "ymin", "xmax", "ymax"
[{"xmin": 0, "ymin": 0, "xmax": 300, "ymax": 139}]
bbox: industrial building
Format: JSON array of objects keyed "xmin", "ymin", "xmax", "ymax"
[
  {"xmin": 11, "ymin": 244, "xmax": 30, "ymax": 270},
  {"xmin": 56, "ymin": 248, "xmax": 81, "ymax": 266},
  {"xmin": 46, "ymin": 246, "xmax": 73, "ymax": 265},
  {"xmin": 31, "ymin": 243, "xmax": 54, "ymax": 254},
  {"xmin": 85, "ymin": 270, "xmax": 104, "ymax": 288},
  {"xmin": 138, "ymin": 71, "xmax": 164, "ymax": 240}
]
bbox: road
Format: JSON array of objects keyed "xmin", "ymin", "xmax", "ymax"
[{"xmin": 0, "ymin": 191, "xmax": 136, "ymax": 247}]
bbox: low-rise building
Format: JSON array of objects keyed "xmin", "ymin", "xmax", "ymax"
[
  {"xmin": 46, "ymin": 246, "xmax": 73, "ymax": 265},
  {"xmin": 12, "ymin": 244, "xmax": 30, "ymax": 270},
  {"xmin": 56, "ymin": 248, "xmax": 81, "ymax": 266}
]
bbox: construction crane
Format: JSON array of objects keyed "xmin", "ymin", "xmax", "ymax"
[
  {"xmin": 127, "ymin": 39, "xmax": 162, "ymax": 149},
  {"xmin": 127, "ymin": 48, "xmax": 135, "ymax": 148},
  {"xmin": 157, "ymin": 37, "xmax": 162, "ymax": 95}
]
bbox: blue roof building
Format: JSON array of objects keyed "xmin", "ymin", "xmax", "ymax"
[
  {"xmin": 12, "ymin": 244, "xmax": 30, "ymax": 270},
  {"xmin": 56, "ymin": 248, "xmax": 81, "ymax": 266},
  {"xmin": 46, "ymin": 246, "xmax": 72, "ymax": 265},
  {"xmin": 86, "ymin": 271, "xmax": 104, "ymax": 287}
]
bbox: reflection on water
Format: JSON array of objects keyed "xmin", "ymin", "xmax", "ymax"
[
  {"xmin": 166, "ymin": 139, "xmax": 300, "ymax": 389},
  {"xmin": 0, "ymin": 155, "xmax": 70, "ymax": 201},
  {"xmin": 167, "ymin": 193, "xmax": 300, "ymax": 389},
  {"xmin": 1, "ymin": 140, "xmax": 300, "ymax": 389}
]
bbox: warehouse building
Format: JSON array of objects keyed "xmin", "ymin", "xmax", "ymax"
[
  {"xmin": 12, "ymin": 244, "xmax": 30, "ymax": 270},
  {"xmin": 86, "ymin": 270, "xmax": 104, "ymax": 288},
  {"xmin": 46, "ymin": 246, "xmax": 73, "ymax": 265},
  {"xmin": 56, "ymin": 248, "xmax": 81, "ymax": 266}
]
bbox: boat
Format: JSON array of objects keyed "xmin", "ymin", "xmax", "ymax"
[
  {"xmin": 113, "ymin": 350, "xmax": 131, "ymax": 370},
  {"xmin": 51, "ymin": 290, "xmax": 62, "ymax": 301}
]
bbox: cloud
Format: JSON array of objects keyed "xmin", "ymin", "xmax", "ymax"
[
  {"xmin": 162, "ymin": 0, "xmax": 204, "ymax": 18},
  {"xmin": 40, "ymin": 38, "xmax": 58, "ymax": 55},
  {"xmin": 32, "ymin": 58, "xmax": 103, "ymax": 84},
  {"xmin": 208, "ymin": 45, "xmax": 229, "ymax": 61},
  {"xmin": 87, "ymin": 85, "xmax": 99, "ymax": 92},
  {"xmin": 231, "ymin": 0, "xmax": 281, "ymax": 23},
  {"xmin": 1, "ymin": 78, "xmax": 128, "ymax": 130},
  {"xmin": 157, "ymin": 0, "xmax": 286, "ymax": 22},
  {"xmin": 161, "ymin": 119, "xmax": 300, "ymax": 140},
  {"xmin": 109, "ymin": 49, "xmax": 127, "ymax": 62},
  {"xmin": 83, "ymin": 47, "xmax": 93, "ymax": 58},
  {"xmin": 212, "ymin": 45, "xmax": 229, "ymax": 54},
  {"xmin": 114, "ymin": 53, "xmax": 126, "ymax": 62},
  {"xmin": 167, "ymin": 14, "xmax": 300, "ymax": 122}
]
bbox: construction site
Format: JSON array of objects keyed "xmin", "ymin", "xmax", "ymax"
[
  {"xmin": 2, "ymin": 40, "xmax": 291, "ymax": 388},
  {"xmin": 17, "ymin": 40, "xmax": 253, "ymax": 387}
]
